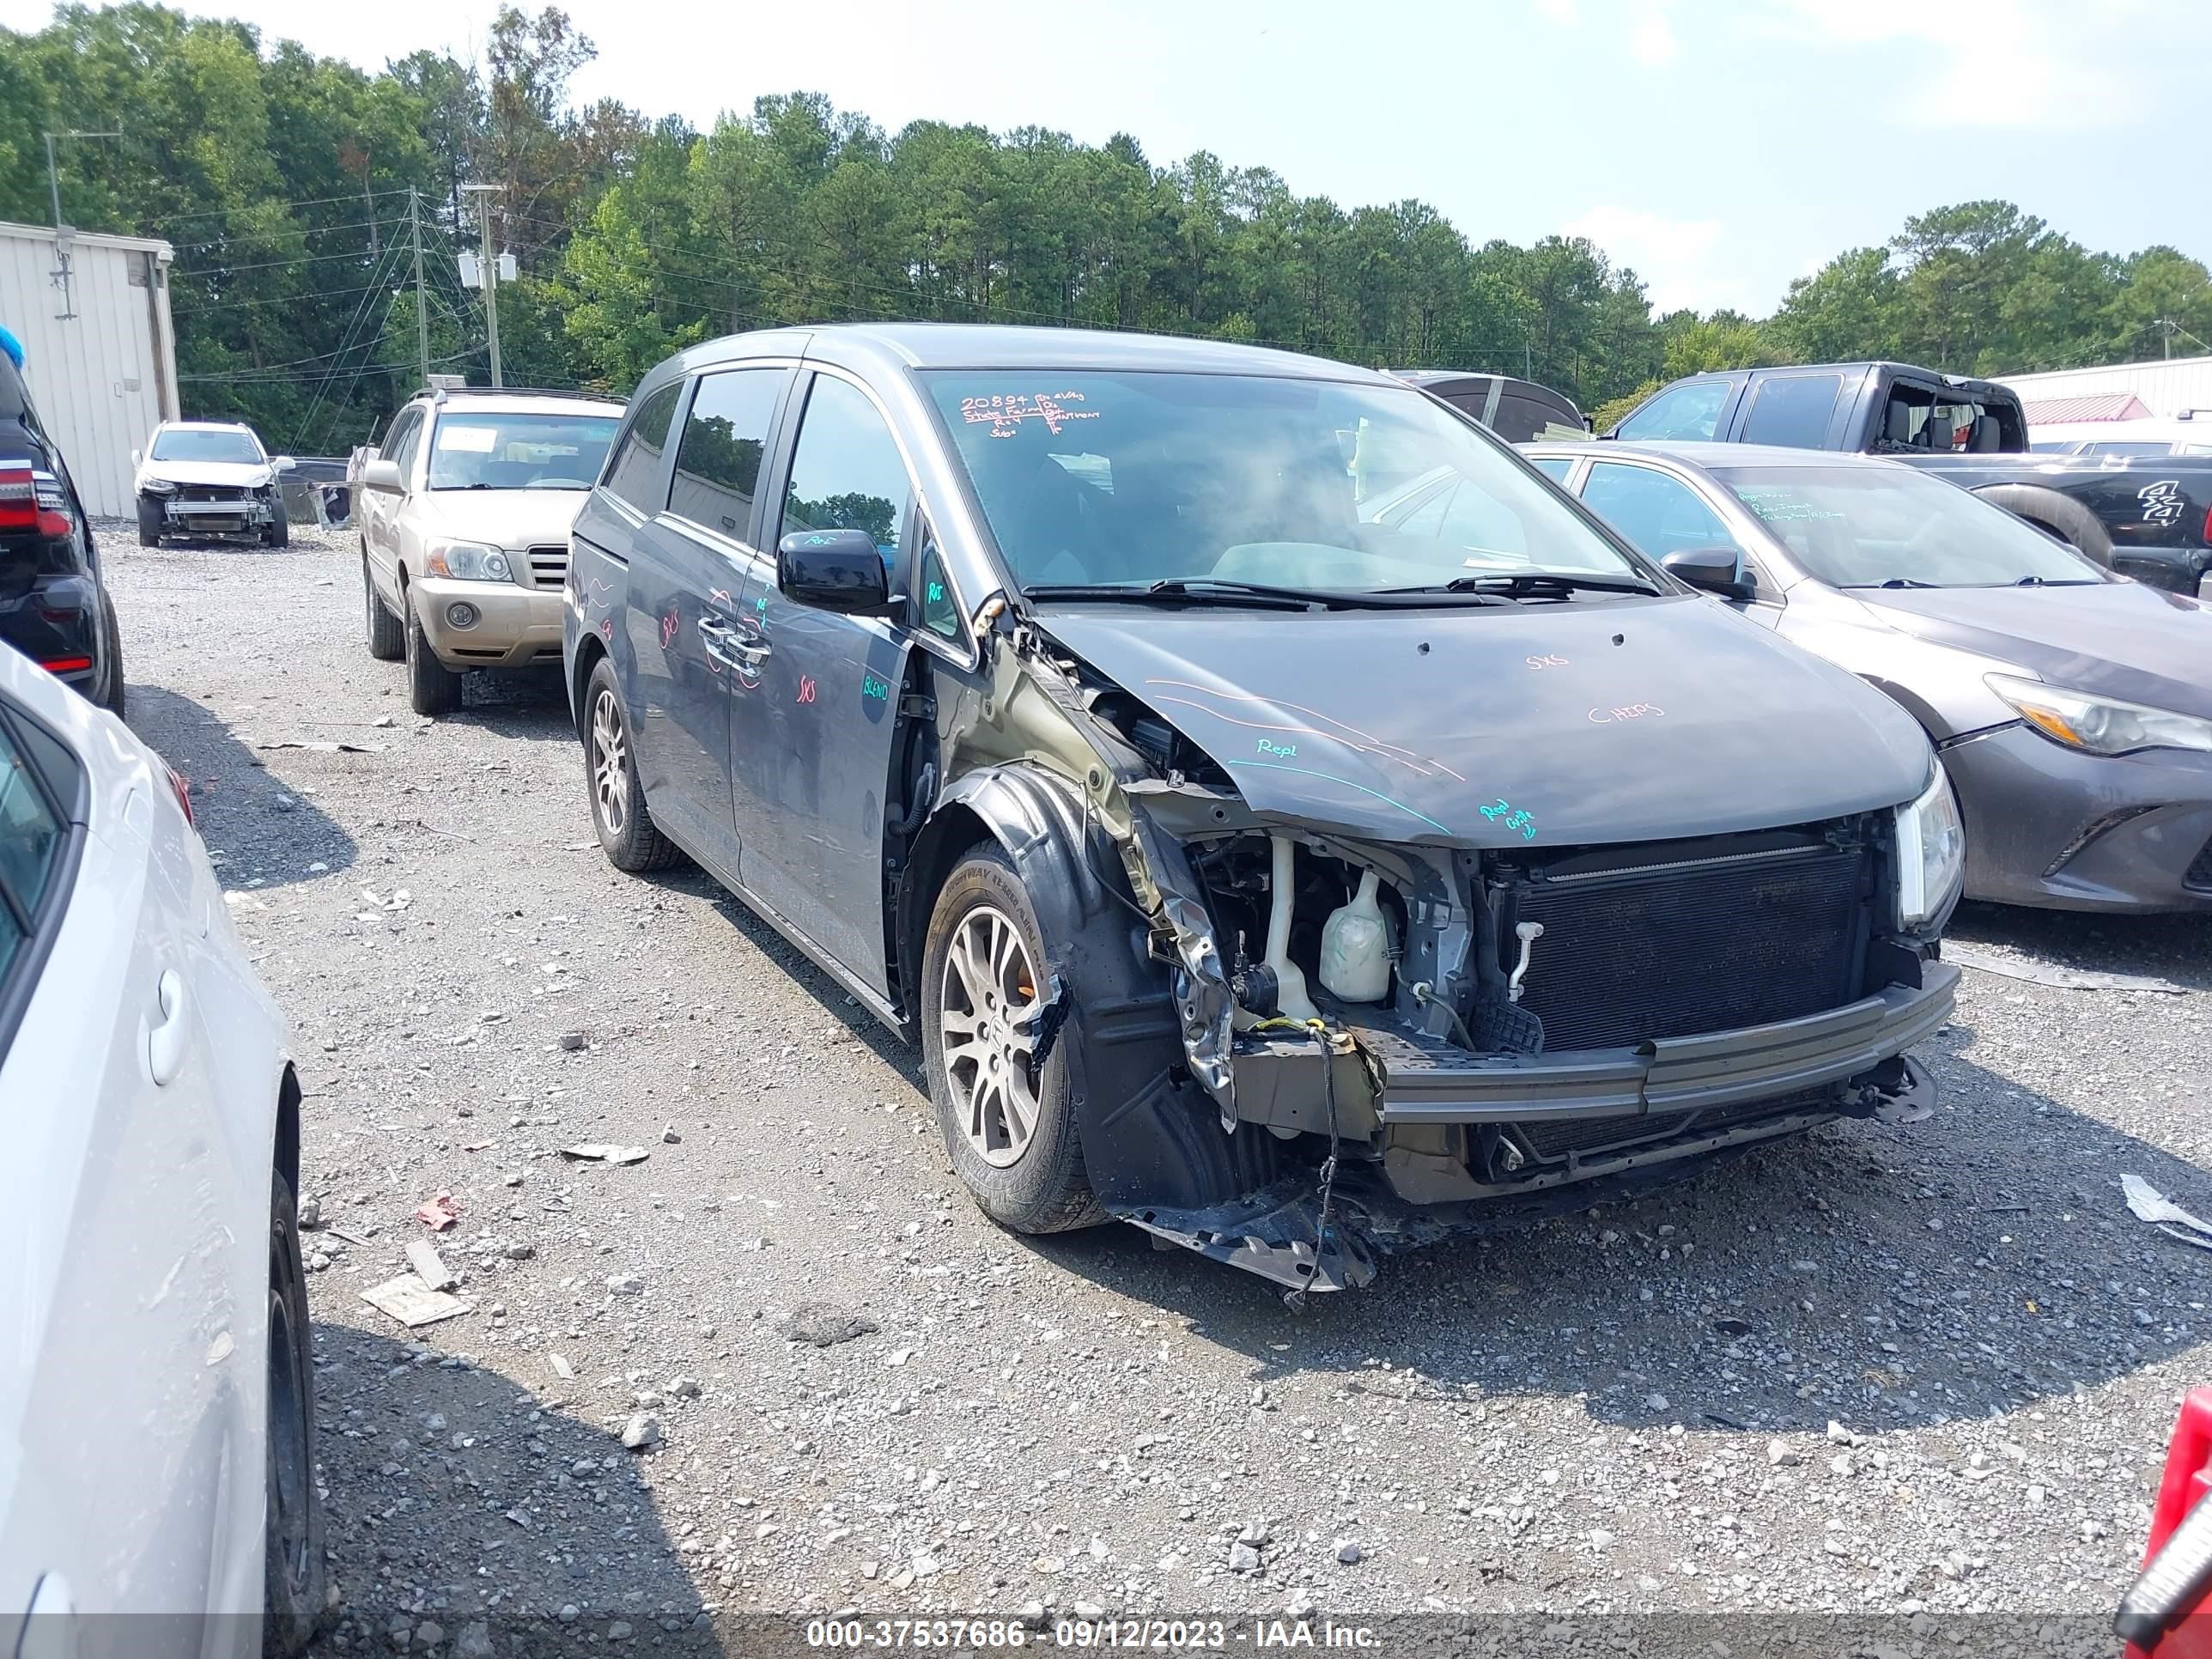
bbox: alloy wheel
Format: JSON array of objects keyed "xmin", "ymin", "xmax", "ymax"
[
  {"xmin": 939, "ymin": 903, "xmax": 1043, "ymax": 1168},
  {"xmin": 591, "ymin": 688, "xmax": 628, "ymax": 836}
]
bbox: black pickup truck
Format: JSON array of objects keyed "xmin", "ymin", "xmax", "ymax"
[{"xmin": 1607, "ymin": 360, "xmax": 2212, "ymax": 596}]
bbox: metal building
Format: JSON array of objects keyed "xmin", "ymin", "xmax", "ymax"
[
  {"xmin": 0, "ymin": 220, "xmax": 179, "ymax": 518},
  {"xmin": 1997, "ymin": 355, "xmax": 2212, "ymax": 424}
]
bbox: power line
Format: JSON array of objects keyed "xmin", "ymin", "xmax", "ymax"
[
  {"xmin": 157, "ymin": 186, "xmax": 413, "ymax": 229},
  {"xmin": 173, "ymin": 279, "xmax": 397, "ymax": 317},
  {"xmin": 166, "ymin": 215, "xmax": 395, "ymax": 257}
]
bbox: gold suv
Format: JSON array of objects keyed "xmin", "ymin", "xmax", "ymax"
[{"xmin": 357, "ymin": 388, "xmax": 624, "ymax": 715}]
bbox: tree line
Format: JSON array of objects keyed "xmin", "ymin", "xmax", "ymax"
[{"xmin": 3, "ymin": 3, "xmax": 2206, "ymax": 453}]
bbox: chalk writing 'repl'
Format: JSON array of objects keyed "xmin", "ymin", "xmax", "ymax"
[
  {"xmin": 960, "ymin": 391, "xmax": 1103, "ymax": 441},
  {"xmin": 1256, "ymin": 738, "xmax": 1297, "ymax": 758}
]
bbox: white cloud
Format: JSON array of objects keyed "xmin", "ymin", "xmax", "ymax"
[
  {"xmin": 1535, "ymin": 0, "xmax": 1580, "ymax": 23},
  {"xmin": 1779, "ymin": 0, "xmax": 2151, "ymax": 128},
  {"xmin": 1627, "ymin": 5, "xmax": 1676, "ymax": 64},
  {"xmin": 1562, "ymin": 204, "xmax": 1741, "ymax": 313}
]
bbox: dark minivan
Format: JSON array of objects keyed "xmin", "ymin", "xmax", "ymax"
[
  {"xmin": 562, "ymin": 325, "xmax": 1960, "ymax": 1293},
  {"xmin": 0, "ymin": 348, "xmax": 123, "ymax": 714}
]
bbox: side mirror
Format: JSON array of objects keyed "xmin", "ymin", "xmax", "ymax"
[
  {"xmin": 270, "ymin": 455, "xmax": 296, "ymax": 472},
  {"xmin": 362, "ymin": 459, "xmax": 404, "ymax": 495},
  {"xmin": 1661, "ymin": 546, "xmax": 1752, "ymax": 599},
  {"xmin": 777, "ymin": 528, "xmax": 892, "ymax": 616},
  {"xmin": 131, "ymin": 448, "xmax": 142, "ymax": 468}
]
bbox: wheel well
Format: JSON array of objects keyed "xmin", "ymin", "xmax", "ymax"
[
  {"xmin": 895, "ymin": 803, "xmax": 992, "ymax": 1022},
  {"xmin": 570, "ymin": 631, "xmax": 608, "ymax": 742},
  {"xmin": 275, "ymin": 1063, "xmax": 301, "ymax": 1194}
]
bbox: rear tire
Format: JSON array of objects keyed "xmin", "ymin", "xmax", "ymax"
[
  {"xmin": 921, "ymin": 845, "xmax": 1108, "ymax": 1234},
  {"xmin": 403, "ymin": 587, "xmax": 462, "ymax": 717},
  {"xmin": 263, "ymin": 494, "xmax": 289, "ymax": 548},
  {"xmin": 362, "ymin": 551, "xmax": 403, "ymax": 660},
  {"xmin": 136, "ymin": 494, "xmax": 163, "ymax": 548},
  {"xmin": 261, "ymin": 1167, "xmax": 325, "ymax": 1656},
  {"xmin": 584, "ymin": 657, "xmax": 682, "ymax": 872}
]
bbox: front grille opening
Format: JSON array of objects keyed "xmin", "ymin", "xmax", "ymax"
[
  {"xmin": 1514, "ymin": 1085, "xmax": 1837, "ymax": 1165},
  {"xmin": 1500, "ymin": 832, "xmax": 1874, "ymax": 1053},
  {"xmin": 527, "ymin": 544, "xmax": 568, "ymax": 590}
]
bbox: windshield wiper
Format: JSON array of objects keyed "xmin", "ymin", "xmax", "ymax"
[
  {"xmin": 2014, "ymin": 574, "xmax": 2096, "ymax": 586},
  {"xmin": 1024, "ymin": 578, "xmax": 1442, "ymax": 611},
  {"xmin": 1385, "ymin": 571, "xmax": 1656, "ymax": 599},
  {"xmin": 1841, "ymin": 577, "xmax": 1939, "ymax": 589}
]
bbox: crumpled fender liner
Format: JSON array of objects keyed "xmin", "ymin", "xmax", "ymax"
[
  {"xmin": 927, "ymin": 764, "xmax": 1282, "ymax": 1214},
  {"xmin": 1121, "ymin": 1176, "xmax": 1376, "ymax": 1295}
]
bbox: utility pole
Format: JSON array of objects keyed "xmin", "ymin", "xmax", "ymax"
[
  {"xmin": 44, "ymin": 129, "xmax": 120, "ymax": 229},
  {"xmin": 461, "ymin": 183, "xmax": 505, "ymax": 388},
  {"xmin": 410, "ymin": 189, "xmax": 430, "ymax": 388}
]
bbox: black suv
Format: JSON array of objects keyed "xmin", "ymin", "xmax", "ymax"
[{"xmin": 0, "ymin": 349, "xmax": 124, "ymax": 716}]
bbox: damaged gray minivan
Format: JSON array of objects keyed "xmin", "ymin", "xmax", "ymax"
[{"xmin": 563, "ymin": 325, "xmax": 1963, "ymax": 1293}]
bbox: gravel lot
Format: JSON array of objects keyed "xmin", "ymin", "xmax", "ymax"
[{"xmin": 103, "ymin": 520, "xmax": 2212, "ymax": 1656}]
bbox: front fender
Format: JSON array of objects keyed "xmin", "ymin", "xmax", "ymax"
[{"xmin": 912, "ymin": 764, "xmax": 1279, "ymax": 1213}]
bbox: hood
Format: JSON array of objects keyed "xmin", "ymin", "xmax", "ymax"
[
  {"xmin": 1040, "ymin": 593, "xmax": 1932, "ymax": 848},
  {"xmin": 140, "ymin": 459, "xmax": 272, "ymax": 489},
  {"xmin": 413, "ymin": 488, "xmax": 591, "ymax": 550},
  {"xmin": 1862, "ymin": 581, "xmax": 2212, "ymax": 721}
]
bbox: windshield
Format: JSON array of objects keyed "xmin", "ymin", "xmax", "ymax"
[
  {"xmin": 151, "ymin": 428, "xmax": 261, "ymax": 465},
  {"xmin": 920, "ymin": 371, "xmax": 1642, "ymax": 598},
  {"xmin": 1711, "ymin": 465, "xmax": 2109, "ymax": 587},
  {"xmin": 428, "ymin": 411, "xmax": 619, "ymax": 491}
]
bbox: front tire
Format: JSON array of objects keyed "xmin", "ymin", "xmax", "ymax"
[
  {"xmin": 136, "ymin": 494, "xmax": 163, "ymax": 547},
  {"xmin": 261, "ymin": 1167, "xmax": 325, "ymax": 1656},
  {"xmin": 263, "ymin": 494, "xmax": 289, "ymax": 548},
  {"xmin": 362, "ymin": 551, "xmax": 403, "ymax": 660},
  {"xmin": 921, "ymin": 846, "xmax": 1107, "ymax": 1234},
  {"xmin": 583, "ymin": 657, "xmax": 681, "ymax": 872},
  {"xmin": 403, "ymin": 586, "xmax": 462, "ymax": 717}
]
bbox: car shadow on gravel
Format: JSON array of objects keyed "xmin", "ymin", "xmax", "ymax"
[
  {"xmin": 447, "ymin": 666, "xmax": 576, "ymax": 738},
  {"xmin": 125, "ymin": 685, "xmax": 359, "ymax": 888},
  {"xmin": 1948, "ymin": 899, "xmax": 2212, "ymax": 991},
  {"xmin": 307, "ymin": 1318, "xmax": 728, "ymax": 1657},
  {"xmin": 1013, "ymin": 1016, "xmax": 2212, "ymax": 1443}
]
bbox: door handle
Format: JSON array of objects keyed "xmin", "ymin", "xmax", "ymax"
[
  {"xmin": 147, "ymin": 969, "xmax": 188, "ymax": 1086},
  {"xmin": 726, "ymin": 635, "xmax": 771, "ymax": 662}
]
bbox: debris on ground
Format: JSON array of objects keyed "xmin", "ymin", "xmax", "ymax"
[
  {"xmin": 414, "ymin": 1192, "xmax": 461, "ymax": 1231},
  {"xmin": 621, "ymin": 1412, "xmax": 662, "ymax": 1450},
  {"xmin": 1948, "ymin": 944, "xmax": 2188, "ymax": 994},
  {"xmin": 777, "ymin": 1301, "xmax": 879, "ymax": 1347},
  {"xmin": 2122, "ymin": 1173, "xmax": 2212, "ymax": 1251},
  {"xmin": 404, "ymin": 1238, "xmax": 456, "ymax": 1291},
  {"xmin": 360, "ymin": 1273, "xmax": 470, "ymax": 1329},
  {"xmin": 255, "ymin": 738, "xmax": 386, "ymax": 754},
  {"xmin": 559, "ymin": 1144, "xmax": 649, "ymax": 1165}
]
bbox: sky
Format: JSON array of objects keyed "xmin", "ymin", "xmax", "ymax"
[{"xmin": 4, "ymin": 0, "xmax": 2205, "ymax": 317}]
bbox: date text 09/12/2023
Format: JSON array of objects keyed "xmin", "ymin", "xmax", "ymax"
[{"xmin": 803, "ymin": 1619, "xmax": 1383, "ymax": 1650}]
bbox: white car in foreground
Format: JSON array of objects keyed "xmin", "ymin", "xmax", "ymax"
[
  {"xmin": 132, "ymin": 421, "xmax": 295, "ymax": 548},
  {"xmin": 0, "ymin": 643, "xmax": 322, "ymax": 1654}
]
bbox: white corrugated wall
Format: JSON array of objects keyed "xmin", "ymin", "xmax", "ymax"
[
  {"xmin": 1997, "ymin": 356, "xmax": 2212, "ymax": 422},
  {"xmin": 1, "ymin": 222, "xmax": 178, "ymax": 518}
]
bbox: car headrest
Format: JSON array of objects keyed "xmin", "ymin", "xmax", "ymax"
[
  {"xmin": 1968, "ymin": 415, "xmax": 2002, "ymax": 453},
  {"xmin": 1883, "ymin": 403, "xmax": 1912, "ymax": 444}
]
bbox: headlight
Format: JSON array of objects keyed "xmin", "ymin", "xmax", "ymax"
[
  {"xmin": 141, "ymin": 477, "xmax": 176, "ymax": 494},
  {"xmin": 1984, "ymin": 673, "xmax": 2212, "ymax": 757},
  {"xmin": 1895, "ymin": 764, "xmax": 1965, "ymax": 928},
  {"xmin": 424, "ymin": 539, "xmax": 512, "ymax": 582}
]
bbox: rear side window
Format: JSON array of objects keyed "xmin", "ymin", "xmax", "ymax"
[
  {"xmin": 381, "ymin": 410, "xmax": 422, "ymax": 475},
  {"xmin": 1741, "ymin": 374, "xmax": 1841, "ymax": 449},
  {"xmin": 603, "ymin": 382, "xmax": 683, "ymax": 514},
  {"xmin": 669, "ymin": 369, "xmax": 781, "ymax": 543},
  {"xmin": 1528, "ymin": 457, "xmax": 1574, "ymax": 483},
  {"xmin": 1614, "ymin": 380, "xmax": 1729, "ymax": 441}
]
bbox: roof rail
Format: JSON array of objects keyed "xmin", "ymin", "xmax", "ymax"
[{"xmin": 422, "ymin": 383, "xmax": 619, "ymax": 404}]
